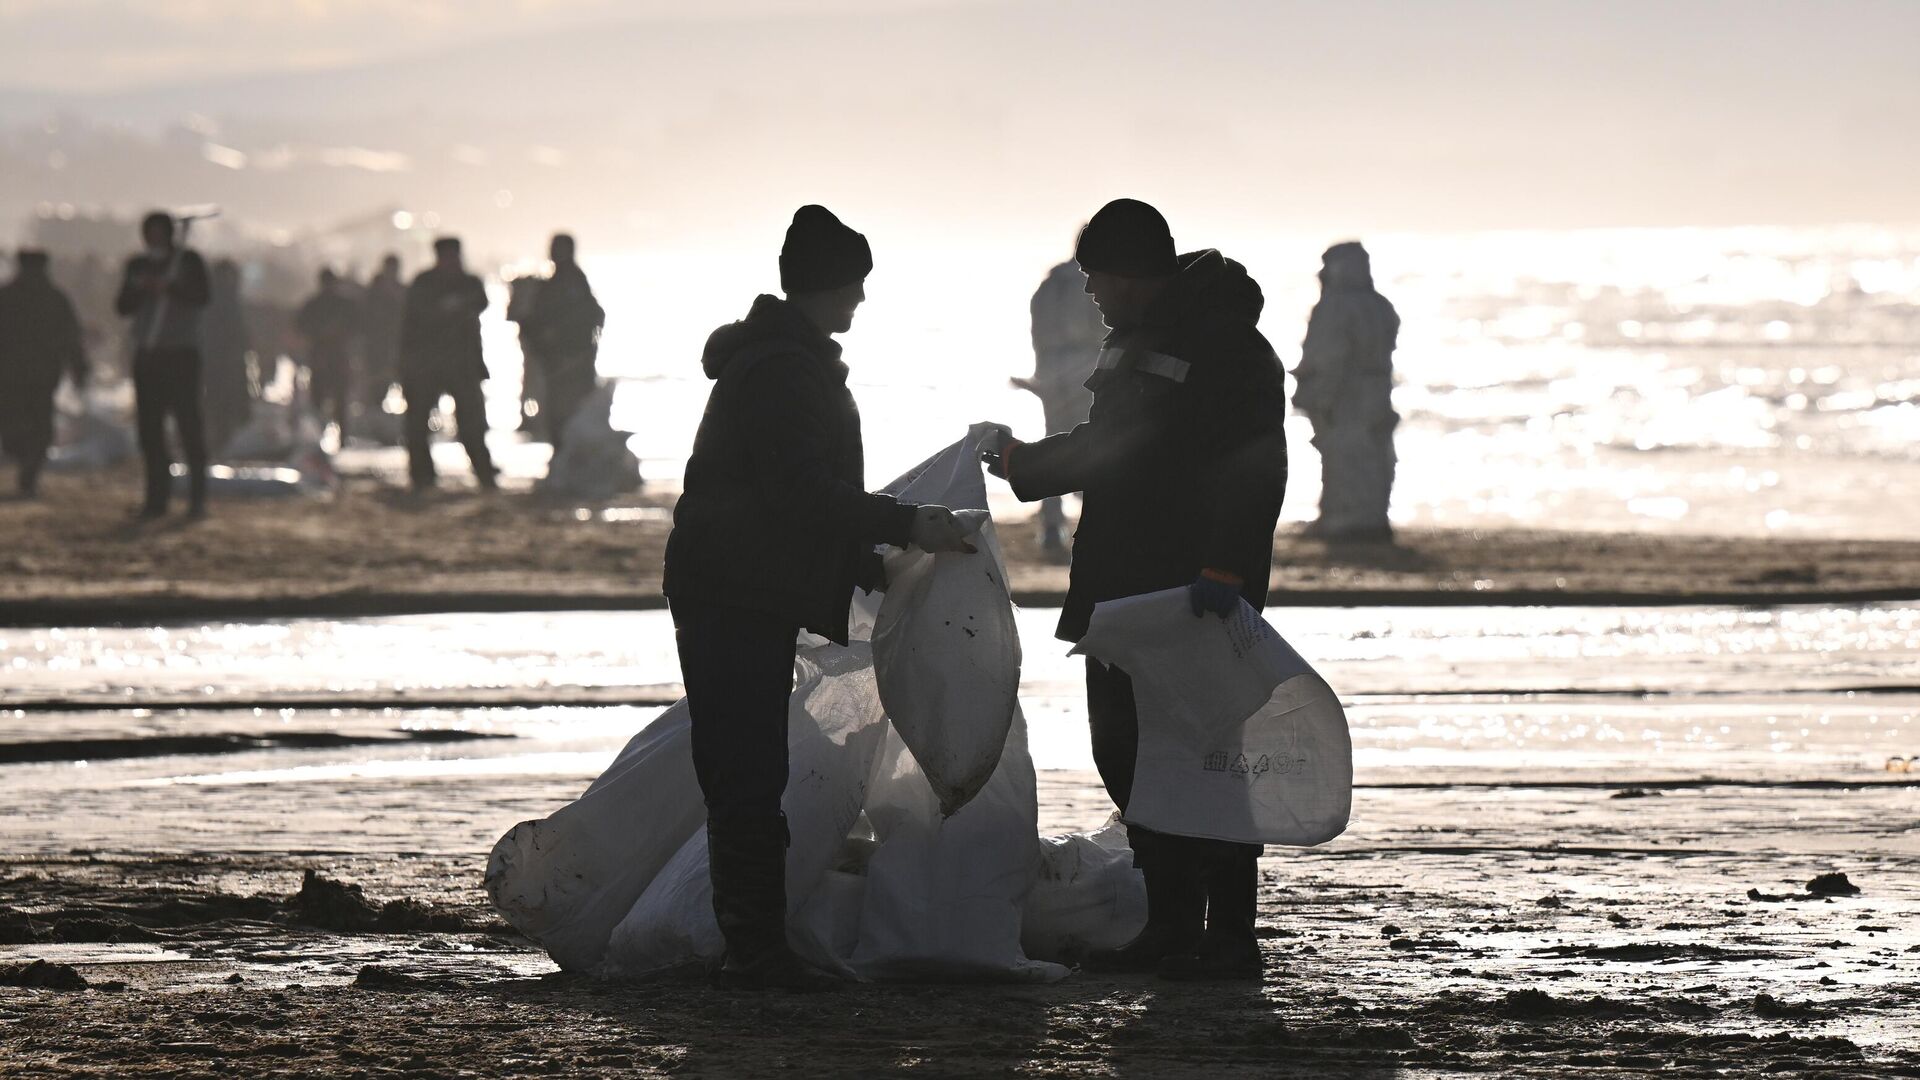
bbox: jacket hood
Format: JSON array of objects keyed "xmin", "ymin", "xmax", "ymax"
[
  {"xmin": 1149, "ymin": 248, "xmax": 1265, "ymax": 330},
  {"xmin": 700, "ymin": 293, "xmax": 842, "ymax": 379},
  {"xmin": 1319, "ymin": 241, "xmax": 1375, "ymax": 292}
]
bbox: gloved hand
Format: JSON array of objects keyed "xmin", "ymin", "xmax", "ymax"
[
  {"xmin": 909, "ymin": 504, "xmax": 978, "ymax": 554},
  {"xmin": 978, "ymin": 424, "xmax": 1019, "ymax": 479},
  {"xmin": 1187, "ymin": 569, "xmax": 1244, "ymax": 618}
]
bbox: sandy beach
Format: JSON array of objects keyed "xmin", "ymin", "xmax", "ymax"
[{"xmin": 4, "ymin": 469, "xmax": 1919, "ymax": 623}]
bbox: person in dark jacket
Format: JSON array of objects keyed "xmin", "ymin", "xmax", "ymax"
[
  {"xmin": 663, "ymin": 205, "xmax": 975, "ymax": 990},
  {"xmin": 519, "ymin": 233, "xmax": 605, "ymax": 460},
  {"xmin": 0, "ymin": 251, "xmax": 89, "ymax": 496},
  {"xmin": 296, "ymin": 268, "xmax": 361, "ymax": 441},
  {"xmin": 400, "ymin": 237, "xmax": 495, "ymax": 491},
  {"xmin": 984, "ymin": 198, "xmax": 1289, "ymax": 981},
  {"xmin": 1294, "ymin": 241, "xmax": 1399, "ymax": 540},
  {"xmin": 117, "ymin": 211, "xmax": 212, "ymax": 518}
]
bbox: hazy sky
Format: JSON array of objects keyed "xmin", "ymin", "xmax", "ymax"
[{"xmin": 3, "ymin": 0, "xmax": 1917, "ymax": 242}]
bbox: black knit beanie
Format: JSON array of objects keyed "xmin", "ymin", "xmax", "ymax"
[
  {"xmin": 780, "ymin": 205, "xmax": 873, "ymax": 293},
  {"xmin": 1074, "ymin": 198, "xmax": 1177, "ymax": 278}
]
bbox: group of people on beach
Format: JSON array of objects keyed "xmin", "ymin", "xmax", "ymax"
[
  {"xmin": 0, "ymin": 218, "xmax": 607, "ymax": 511},
  {"xmin": 663, "ymin": 199, "xmax": 1395, "ymax": 989}
]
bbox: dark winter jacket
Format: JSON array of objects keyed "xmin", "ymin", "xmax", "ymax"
[
  {"xmin": 523, "ymin": 264, "xmax": 604, "ymax": 359},
  {"xmin": 1004, "ymin": 249, "xmax": 1289, "ymax": 642},
  {"xmin": 0, "ymin": 268, "xmax": 87, "ymax": 387},
  {"xmin": 115, "ymin": 249, "xmax": 210, "ymax": 352},
  {"xmin": 664, "ymin": 295, "xmax": 917, "ymax": 645},
  {"xmin": 400, "ymin": 265, "xmax": 489, "ymax": 382}
]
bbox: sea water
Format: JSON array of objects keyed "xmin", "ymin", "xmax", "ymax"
[{"xmin": 416, "ymin": 223, "xmax": 1920, "ymax": 539}]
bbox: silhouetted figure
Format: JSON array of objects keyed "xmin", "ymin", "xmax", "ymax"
[
  {"xmin": 519, "ymin": 233, "xmax": 605, "ymax": 464},
  {"xmin": 296, "ymin": 268, "xmax": 360, "ymax": 441},
  {"xmin": 662, "ymin": 205, "xmax": 973, "ymax": 991},
  {"xmin": 504, "ymin": 273, "xmax": 546, "ymax": 436},
  {"xmin": 1015, "ymin": 259, "xmax": 1106, "ymax": 558},
  {"xmin": 1294, "ymin": 241, "xmax": 1399, "ymax": 540},
  {"xmin": 200, "ymin": 258, "xmax": 253, "ymax": 454},
  {"xmin": 358, "ymin": 254, "xmax": 405, "ymax": 437},
  {"xmin": 0, "ymin": 251, "xmax": 88, "ymax": 496},
  {"xmin": 984, "ymin": 198, "xmax": 1288, "ymax": 982},
  {"xmin": 117, "ymin": 211, "xmax": 211, "ymax": 518},
  {"xmin": 399, "ymin": 237, "xmax": 494, "ymax": 491}
]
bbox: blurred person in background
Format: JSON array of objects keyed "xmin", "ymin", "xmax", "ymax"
[
  {"xmin": 358, "ymin": 254, "xmax": 406, "ymax": 439},
  {"xmin": 1013, "ymin": 258, "xmax": 1107, "ymax": 560},
  {"xmin": 0, "ymin": 250, "xmax": 89, "ymax": 497},
  {"xmin": 1293, "ymin": 241, "xmax": 1399, "ymax": 541},
  {"xmin": 399, "ymin": 237, "xmax": 494, "ymax": 492},
  {"xmin": 518, "ymin": 232, "xmax": 605, "ymax": 465},
  {"xmin": 200, "ymin": 258, "xmax": 253, "ymax": 455},
  {"xmin": 116, "ymin": 211, "xmax": 211, "ymax": 519},
  {"xmin": 296, "ymin": 268, "xmax": 361, "ymax": 443},
  {"xmin": 983, "ymin": 198, "xmax": 1289, "ymax": 982}
]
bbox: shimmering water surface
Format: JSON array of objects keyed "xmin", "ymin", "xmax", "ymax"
[{"xmin": 4, "ymin": 605, "xmax": 1916, "ymax": 796}]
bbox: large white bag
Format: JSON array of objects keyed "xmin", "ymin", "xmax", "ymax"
[
  {"xmin": 873, "ymin": 424, "xmax": 1021, "ymax": 815},
  {"xmin": 1072, "ymin": 589, "xmax": 1352, "ymax": 846},
  {"xmin": 484, "ymin": 699, "xmax": 708, "ymax": 972},
  {"xmin": 1021, "ymin": 819, "xmax": 1149, "ymax": 962},
  {"xmin": 596, "ymin": 644, "xmax": 891, "ymax": 978},
  {"xmin": 851, "ymin": 708, "xmax": 1065, "ymax": 982}
]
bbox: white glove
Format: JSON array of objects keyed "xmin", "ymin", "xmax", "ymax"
[{"xmin": 909, "ymin": 504, "xmax": 978, "ymax": 554}]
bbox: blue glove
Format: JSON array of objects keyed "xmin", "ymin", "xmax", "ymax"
[{"xmin": 1188, "ymin": 570, "xmax": 1243, "ymax": 618}]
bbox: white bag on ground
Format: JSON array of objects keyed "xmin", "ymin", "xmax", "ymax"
[
  {"xmin": 484, "ymin": 699, "xmax": 708, "ymax": 972},
  {"xmin": 1022, "ymin": 818, "xmax": 1149, "ymax": 962},
  {"xmin": 601, "ymin": 645, "xmax": 891, "ymax": 978},
  {"xmin": 1073, "ymin": 589, "xmax": 1352, "ymax": 846},
  {"xmin": 872, "ymin": 423, "xmax": 1021, "ymax": 815},
  {"xmin": 852, "ymin": 708, "xmax": 1066, "ymax": 982}
]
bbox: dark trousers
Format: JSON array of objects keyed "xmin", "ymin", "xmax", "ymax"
[
  {"xmin": 133, "ymin": 347, "xmax": 207, "ymax": 512},
  {"xmin": 1086, "ymin": 657, "xmax": 1261, "ymax": 943},
  {"xmin": 402, "ymin": 373, "xmax": 494, "ymax": 490},
  {"xmin": 671, "ymin": 599, "xmax": 798, "ymax": 824},
  {"xmin": 0, "ymin": 379, "xmax": 56, "ymax": 493}
]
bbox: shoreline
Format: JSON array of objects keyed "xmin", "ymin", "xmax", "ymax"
[
  {"xmin": 4, "ymin": 584, "xmax": 1919, "ymax": 627},
  {"xmin": 5, "ymin": 471, "xmax": 1920, "ymax": 625}
]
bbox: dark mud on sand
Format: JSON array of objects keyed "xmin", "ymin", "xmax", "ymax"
[{"xmin": 3, "ymin": 834, "xmax": 1917, "ymax": 1078}]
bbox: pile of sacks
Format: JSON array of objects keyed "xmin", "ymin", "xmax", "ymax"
[
  {"xmin": 537, "ymin": 383, "xmax": 642, "ymax": 501},
  {"xmin": 486, "ymin": 425, "xmax": 1351, "ymax": 980}
]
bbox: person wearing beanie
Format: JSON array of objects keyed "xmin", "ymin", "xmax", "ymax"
[
  {"xmin": 981, "ymin": 197, "xmax": 1289, "ymax": 982},
  {"xmin": 398, "ymin": 236, "xmax": 495, "ymax": 492},
  {"xmin": 0, "ymin": 250, "xmax": 89, "ymax": 497},
  {"xmin": 1294, "ymin": 241, "xmax": 1400, "ymax": 540},
  {"xmin": 662, "ymin": 204, "xmax": 974, "ymax": 991}
]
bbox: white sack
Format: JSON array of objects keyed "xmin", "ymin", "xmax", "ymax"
[
  {"xmin": 484, "ymin": 699, "xmax": 708, "ymax": 972},
  {"xmin": 601, "ymin": 645, "xmax": 890, "ymax": 978},
  {"xmin": 873, "ymin": 424, "xmax": 1022, "ymax": 815},
  {"xmin": 1073, "ymin": 589, "xmax": 1352, "ymax": 847},
  {"xmin": 851, "ymin": 708, "xmax": 1066, "ymax": 982},
  {"xmin": 1022, "ymin": 819, "xmax": 1149, "ymax": 962}
]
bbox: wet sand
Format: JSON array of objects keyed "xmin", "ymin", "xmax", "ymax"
[
  {"xmin": 4, "ymin": 468, "xmax": 1919, "ymax": 623},
  {"xmin": 3, "ymin": 772, "xmax": 1917, "ymax": 1077}
]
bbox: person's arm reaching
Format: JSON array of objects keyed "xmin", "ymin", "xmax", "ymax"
[
  {"xmin": 988, "ymin": 377, "xmax": 1177, "ymax": 502},
  {"xmin": 740, "ymin": 358, "xmax": 972, "ymax": 553}
]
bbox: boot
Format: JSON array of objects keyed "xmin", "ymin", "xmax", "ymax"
[
  {"xmin": 1081, "ymin": 830, "xmax": 1204, "ymax": 973},
  {"xmin": 706, "ymin": 816, "xmax": 840, "ymax": 993},
  {"xmin": 1159, "ymin": 843, "xmax": 1262, "ymax": 982}
]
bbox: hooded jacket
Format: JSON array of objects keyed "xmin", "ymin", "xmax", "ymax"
[
  {"xmin": 0, "ymin": 265, "xmax": 87, "ymax": 387},
  {"xmin": 1004, "ymin": 250, "xmax": 1289, "ymax": 642},
  {"xmin": 663, "ymin": 294, "xmax": 916, "ymax": 645}
]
